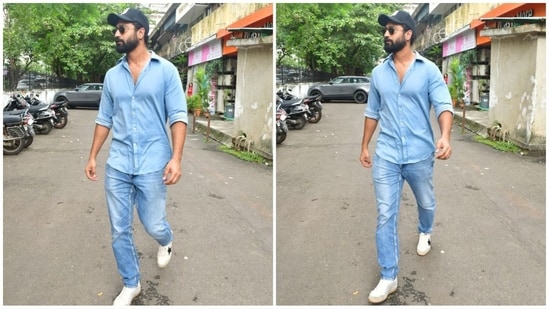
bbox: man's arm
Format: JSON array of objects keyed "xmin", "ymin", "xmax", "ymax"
[
  {"xmin": 435, "ymin": 111, "xmax": 453, "ymax": 160},
  {"xmin": 359, "ymin": 117, "xmax": 378, "ymax": 168},
  {"xmin": 163, "ymin": 121, "xmax": 187, "ymax": 185},
  {"xmin": 84, "ymin": 124, "xmax": 110, "ymax": 181}
]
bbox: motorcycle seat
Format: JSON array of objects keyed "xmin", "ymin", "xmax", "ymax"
[
  {"xmin": 28, "ymin": 104, "xmax": 50, "ymax": 113},
  {"xmin": 280, "ymin": 99, "xmax": 302, "ymax": 108},
  {"xmin": 3, "ymin": 114, "xmax": 22, "ymax": 126},
  {"xmin": 4, "ymin": 109, "xmax": 26, "ymax": 116}
]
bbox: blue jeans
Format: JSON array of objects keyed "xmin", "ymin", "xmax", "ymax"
[
  {"xmin": 105, "ymin": 164, "xmax": 173, "ymax": 287},
  {"xmin": 372, "ymin": 154, "xmax": 435, "ymax": 280}
]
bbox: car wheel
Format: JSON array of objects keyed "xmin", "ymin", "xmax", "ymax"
[
  {"xmin": 309, "ymin": 90, "xmax": 322, "ymax": 101},
  {"xmin": 354, "ymin": 91, "xmax": 368, "ymax": 104}
]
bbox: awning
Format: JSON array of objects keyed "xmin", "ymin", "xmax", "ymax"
[
  {"xmin": 176, "ymin": 3, "xmax": 209, "ymax": 25},
  {"xmin": 216, "ymin": 4, "xmax": 273, "ymax": 40},
  {"xmin": 471, "ymin": 3, "xmax": 533, "ymax": 29}
]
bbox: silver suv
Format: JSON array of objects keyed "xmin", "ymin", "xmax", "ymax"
[{"xmin": 308, "ymin": 75, "xmax": 370, "ymax": 104}]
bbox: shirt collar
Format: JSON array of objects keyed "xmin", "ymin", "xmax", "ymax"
[
  {"xmin": 116, "ymin": 50, "xmax": 160, "ymax": 65},
  {"xmin": 383, "ymin": 50, "xmax": 425, "ymax": 64}
]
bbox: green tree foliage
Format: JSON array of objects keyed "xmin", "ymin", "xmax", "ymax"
[
  {"xmin": 277, "ymin": 3, "xmax": 402, "ymax": 75},
  {"xmin": 3, "ymin": 3, "xmax": 145, "ymax": 90}
]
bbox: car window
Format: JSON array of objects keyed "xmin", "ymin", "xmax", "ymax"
[
  {"xmin": 331, "ymin": 77, "xmax": 345, "ymax": 84},
  {"xmin": 98, "ymin": 85, "xmax": 103, "ymax": 91},
  {"xmin": 79, "ymin": 84, "xmax": 90, "ymax": 91}
]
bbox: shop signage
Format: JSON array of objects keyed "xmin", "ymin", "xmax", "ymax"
[
  {"xmin": 230, "ymin": 21, "xmax": 273, "ymax": 39},
  {"xmin": 497, "ymin": 9, "xmax": 536, "ymax": 29},
  {"xmin": 443, "ymin": 28, "xmax": 476, "ymax": 57},
  {"xmin": 188, "ymin": 39, "xmax": 222, "ymax": 66}
]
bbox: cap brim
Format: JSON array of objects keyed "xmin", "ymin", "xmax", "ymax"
[
  {"xmin": 378, "ymin": 14, "xmax": 393, "ymax": 26},
  {"xmin": 108, "ymin": 13, "xmax": 131, "ymax": 27}
]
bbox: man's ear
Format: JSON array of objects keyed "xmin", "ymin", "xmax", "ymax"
[{"xmin": 405, "ymin": 30, "xmax": 413, "ymax": 42}]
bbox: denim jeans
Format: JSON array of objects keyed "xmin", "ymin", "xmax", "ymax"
[
  {"xmin": 105, "ymin": 164, "xmax": 173, "ymax": 287},
  {"xmin": 372, "ymin": 154, "xmax": 435, "ymax": 280}
]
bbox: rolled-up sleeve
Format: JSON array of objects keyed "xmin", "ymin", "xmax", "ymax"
[
  {"xmin": 365, "ymin": 72, "xmax": 380, "ymax": 120},
  {"xmin": 164, "ymin": 65, "xmax": 188, "ymax": 126},
  {"xmin": 429, "ymin": 67, "xmax": 454, "ymax": 118},
  {"xmin": 95, "ymin": 74, "xmax": 114, "ymax": 129}
]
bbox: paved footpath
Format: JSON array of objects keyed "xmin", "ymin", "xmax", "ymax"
[
  {"xmin": 276, "ymin": 102, "xmax": 545, "ymax": 306},
  {"xmin": 3, "ymin": 109, "xmax": 273, "ymax": 306}
]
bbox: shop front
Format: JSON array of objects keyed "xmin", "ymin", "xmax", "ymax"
[{"xmin": 470, "ymin": 3, "xmax": 546, "ymax": 150}]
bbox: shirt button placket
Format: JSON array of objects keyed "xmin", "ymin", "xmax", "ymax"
[
  {"xmin": 131, "ymin": 96, "xmax": 139, "ymax": 171},
  {"xmin": 398, "ymin": 92, "xmax": 406, "ymax": 161}
]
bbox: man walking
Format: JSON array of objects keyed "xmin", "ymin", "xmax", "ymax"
[
  {"xmin": 84, "ymin": 8, "xmax": 188, "ymax": 306},
  {"xmin": 359, "ymin": 11, "xmax": 453, "ymax": 304}
]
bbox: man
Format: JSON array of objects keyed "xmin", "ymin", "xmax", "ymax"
[
  {"xmin": 359, "ymin": 11, "xmax": 453, "ymax": 304},
  {"xmin": 84, "ymin": 8, "xmax": 188, "ymax": 306}
]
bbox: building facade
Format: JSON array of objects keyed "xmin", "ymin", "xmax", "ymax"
[
  {"xmin": 413, "ymin": 3, "xmax": 546, "ymax": 151},
  {"xmin": 149, "ymin": 3, "xmax": 274, "ymax": 158}
]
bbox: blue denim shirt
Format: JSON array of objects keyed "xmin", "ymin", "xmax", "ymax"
[
  {"xmin": 365, "ymin": 52, "xmax": 453, "ymax": 164},
  {"xmin": 96, "ymin": 51, "xmax": 188, "ymax": 175}
]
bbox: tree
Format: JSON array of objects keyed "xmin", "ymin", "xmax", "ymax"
[
  {"xmin": 3, "ymin": 3, "xmax": 145, "ymax": 90},
  {"xmin": 276, "ymin": 3, "xmax": 402, "ymax": 75}
]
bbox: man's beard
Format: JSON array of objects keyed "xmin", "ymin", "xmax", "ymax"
[
  {"xmin": 383, "ymin": 36, "xmax": 406, "ymax": 54},
  {"xmin": 115, "ymin": 36, "xmax": 139, "ymax": 54}
]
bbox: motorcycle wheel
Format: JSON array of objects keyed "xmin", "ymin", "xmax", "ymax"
[
  {"xmin": 24, "ymin": 136, "xmax": 33, "ymax": 148},
  {"xmin": 54, "ymin": 115, "xmax": 68, "ymax": 129},
  {"xmin": 36, "ymin": 121, "xmax": 53, "ymax": 134},
  {"xmin": 308, "ymin": 108, "xmax": 322, "ymax": 123},
  {"xmin": 3, "ymin": 138, "xmax": 25, "ymax": 155},
  {"xmin": 291, "ymin": 115, "xmax": 307, "ymax": 130},
  {"xmin": 276, "ymin": 131, "xmax": 287, "ymax": 144}
]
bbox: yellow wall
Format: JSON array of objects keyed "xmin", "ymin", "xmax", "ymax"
[
  {"xmin": 192, "ymin": 3, "xmax": 269, "ymax": 44},
  {"xmin": 445, "ymin": 3, "xmax": 500, "ymax": 34}
]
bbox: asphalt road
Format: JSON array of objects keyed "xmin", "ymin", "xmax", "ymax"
[
  {"xmin": 276, "ymin": 101, "xmax": 545, "ymax": 305},
  {"xmin": 3, "ymin": 108, "xmax": 273, "ymax": 305}
]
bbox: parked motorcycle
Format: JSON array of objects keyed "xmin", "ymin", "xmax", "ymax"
[
  {"xmin": 276, "ymin": 88, "xmax": 322, "ymax": 124},
  {"xmin": 3, "ymin": 113, "xmax": 25, "ymax": 155},
  {"xmin": 277, "ymin": 95, "xmax": 308, "ymax": 130},
  {"xmin": 50, "ymin": 99, "xmax": 69, "ymax": 129},
  {"xmin": 4, "ymin": 94, "xmax": 55, "ymax": 134},
  {"xmin": 276, "ymin": 103, "xmax": 289, "ymax": 145}
]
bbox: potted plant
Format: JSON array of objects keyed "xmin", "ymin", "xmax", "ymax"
[
  {"xmin": 187, "ymin": 94, "xmax": 202, "ymax": 117},
  {"xmin": 448, "ymin": 57, "xmax": 465, "ymax": 107},
  {"xmin": 194, "ymin": 67, "xmax": 211, "ymax": 115}
]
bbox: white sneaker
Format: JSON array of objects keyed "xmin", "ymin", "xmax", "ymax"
[
  {"xmin": 157, "ymin": 241, "xmax": 172, "ymax": 268},
  {"xmin": 113, "ymin": 282, "xmax": 141, "ymax": 306},
  {"xmin": 417, "ymin": 232, "xmax": 432, "ymax": 256},
  {"xmin": 368, "ymin": 278, "xmax": 397, "ymax": 304}
]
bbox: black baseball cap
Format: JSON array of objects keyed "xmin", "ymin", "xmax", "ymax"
[
  {"xmin": 378, "ymin": 10, "xmax": 416, "ymax": 34},
  {"xmin": 108, "ymin": 8, "xmax": 149, "ymax": 35}
]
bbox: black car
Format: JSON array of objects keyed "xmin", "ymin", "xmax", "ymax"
[
  {"xmin": 308, "ymin": 76, "xmax": 370, "ymax": 104},
  {"xmin": 53, "ymin": 83, "xmax": 103, "ymax": 108}
]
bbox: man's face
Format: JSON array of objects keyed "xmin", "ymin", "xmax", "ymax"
[
  {"xmin": 113, "ymin": 22, "xmax": 139, "ymax": 54},
  {"xmin": 382, "ymin": 23, "xmax": 407, "ymax": 54}
]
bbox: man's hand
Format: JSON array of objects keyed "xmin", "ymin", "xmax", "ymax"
[
  {"xmin": 360, "ymin": 148, "xmax": 373, "ymax": 168},
  {"xmin": 435, "ymin": 138, "xmax": 452, "ymax": 160},
  {"xmin": 84, "ymin": 159, "xmax": 98, "ymax": 181},
  {"xmin": 163, "ymin": 159, "xmax": 182, "ymax": 185}
]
